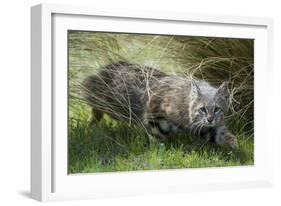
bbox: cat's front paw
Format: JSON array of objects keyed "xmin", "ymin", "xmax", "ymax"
[
  {"xmin": 214, "ymin": 126, "xmax": 227, "ymax": 145},
  {"xmin": 225, "ymin": 132, "xmax": 238, "ymax": 149},
  {"xmin": 214, "ymin": 126, "xmax": 238, "ymax": 149}
]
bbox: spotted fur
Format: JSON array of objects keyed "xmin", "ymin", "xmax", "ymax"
[{"xmin": 82, "ymin": 61, "xmax": 237, "ymax": 149}]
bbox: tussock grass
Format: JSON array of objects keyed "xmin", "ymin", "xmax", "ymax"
[
  {"xmin": 164, "ymin": 37, "xmax": 254, "ymax": 134},
  {"xmin": 68, "ymin": 31, "xmax": 254, "ymax": 173}
]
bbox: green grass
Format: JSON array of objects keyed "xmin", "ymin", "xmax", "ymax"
[{"xmin": 68, "ymin": 100, "xmax": 254, "ymax": 174}]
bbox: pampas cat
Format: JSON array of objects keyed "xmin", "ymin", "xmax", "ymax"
[{"xmin": 82, "ymin": 61, "xmax": 237, "ymax": 148}]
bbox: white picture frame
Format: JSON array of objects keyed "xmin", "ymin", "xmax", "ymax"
[{"xmin": 31, "ymin": 3, "xmax": 274, "ymax": 202}]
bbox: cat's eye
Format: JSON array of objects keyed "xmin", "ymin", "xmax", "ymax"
[
  {"xmin": 199, "ymin": 107, "xmax": 207, "ymax": 113},
  {"xmin": 214, "ymin": 107, "xmax": 220, "ymax": 113}
]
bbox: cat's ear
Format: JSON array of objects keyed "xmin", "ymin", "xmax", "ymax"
[
  {"xmin": 216, "ymin": 81, "xmax": 229, "ymax": 101},
  {"xmin": 191, "ymin": 80, "xmax": 201, "ymax": 99}
]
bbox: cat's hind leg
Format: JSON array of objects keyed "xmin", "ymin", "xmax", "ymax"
[{"xmin": 88, "ymin": 107, "xmax": 103, "ymax": 127}]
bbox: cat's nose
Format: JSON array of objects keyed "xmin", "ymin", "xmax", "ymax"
[{"xmin": 207, "ymin": 116, "xmax": 214, "ymax": 123}]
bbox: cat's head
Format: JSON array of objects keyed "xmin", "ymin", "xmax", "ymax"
[{"xmin": 189, "ymin": 81, "xmax": 229, "ymax": 127}]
